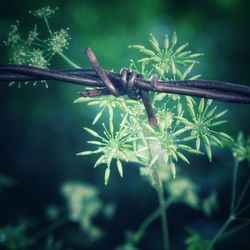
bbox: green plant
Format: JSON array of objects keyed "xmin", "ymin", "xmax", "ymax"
[{"xmin": 1, "ymin": 6, "xmax": 250, "ymax": 250}]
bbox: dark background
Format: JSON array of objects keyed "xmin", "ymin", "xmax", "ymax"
[{"xmin": 0, "ymin": 0, "xmax": 250, "ymax": 249}]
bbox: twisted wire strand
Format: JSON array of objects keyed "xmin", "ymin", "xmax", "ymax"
[{"xmin": 1, "ymin": 63, "xmax": 250, "ymax": 103}]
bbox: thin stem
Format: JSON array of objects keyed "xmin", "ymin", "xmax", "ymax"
[
  {"xmin": 236, "ymin": 217, "xmax": 250, "ymax": 222},
  {"xmin": 208, "ymin": 160, "xmax": 240, "ymax": 249},
  {"xmin": 150, "ymin": 162, "xmax": 170, "ymax": 250},
  {"xmin": 208, "ymin": 217, "xmax": 233, "ymax": 249},
  {"xmin": 235, "ymin": 203, "xmax": 250, "ymax": 217},
  {"xmin": 220, "ymin": 221, "xmax": 250, "ymax": 239},
  {"xmin": 231, "ymin": 160, "xmax": 239, "ymax": 213},
  {"xmin": 140, "ymin": 126, "xmax": 170, "ymax": 250},
  {"xmin": 234, "ymin": 177, "xmax": 250, "ymax": 213},
  {"xmin": 44, "ymin": 17, "xmax": 53, "ymax": 38},
  {"xmin": 58, "ymin": 52, "xmax": 81, "ymax": 69},
  {"xmin": 156, "ymin": 180, "xmax": 170, "ymax": 250},
  {"xmin": 132, "ymin": 198, "xmax": 173, "ymax": 244}
]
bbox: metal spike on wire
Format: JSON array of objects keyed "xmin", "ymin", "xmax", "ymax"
[{"xmin": 1, "ymin": 47, "xmax": 250, "ymax": 127}]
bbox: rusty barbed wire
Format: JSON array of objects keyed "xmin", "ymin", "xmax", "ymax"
[{"xmin": 1, "ymin": 47, "xmax": 250, "ymax": 126}]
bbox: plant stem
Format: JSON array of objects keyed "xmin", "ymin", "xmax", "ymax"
[
  {"xmin": 141, "ymin": 130, "xmax": 170, "ymax": 250},
  {"xmin": 149, "ymin": 163, "xmax": 170, "ymax": 250},
  {"xmin": 208, "ymin": 217, "xmax": 232, "ymax": 250},
  {"xmin": 132, "ymin": 198, "xmax": 173, "ymax": 244},
  {"xmin": 208, "ymin": 160, "xmax": 240, "ymax": 249},
  {"xmin": 58, "ymin": 52, "xmax": 81, "ymax": 69},
  {"xmin": 156, "ymin": 180, "xmax": 170, "ymax": 250},
  {"xmin": 220, "ymin": 220, "xmax": 250, "ymax": 239},
  {"xmin": 234, "ymin": 177, "xmax": 250, "ymax": 213},
  {"xmin": 44, "ymin": 17, "xmax": 53, "ymax": 38},
  {"xmin": 231, "ymin": 160, "xmax": 239, "ymax": 213}
]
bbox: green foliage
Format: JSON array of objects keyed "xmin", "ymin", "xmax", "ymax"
[
  {"xmin": 61, "ymin": 181, "xmax": 115, "ymax": 240},
  {"xmin": 4, "ymin": 6, "xmax": 76, "ymax": 88},
  {"xmin": 129, "ymin": 33, "xmax": 203, "ymax": 81},
  {"xmin": 30, "ymin": 6, "xmax": 59, "ymax": 19},
  {"xmin": 0, "ymin": 223, "xmax": 34, "ymax": 250},
  {"xmin": 183, "ymin": 97, "xmax": 231, "ymax": 161},
  {"xmin": 228, "ymin": 132, "xmax": 250, "ymax": 162},
  {"xmin": 43, "ymin": 237, "xmax": 62, "ymax": 250},
  {"xmin": 77, "ymin": 34, "xmax": 229, "ymax": 183},
  {"xmin": 185, "ymin": 230, "xmax": 212, "ymax": 250}
]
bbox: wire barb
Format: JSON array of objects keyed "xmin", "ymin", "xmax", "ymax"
[
  {"xmin": 84, "ymin": 47, "xmax": 119, "ymax": 97},
  {"xmin": 120, "ymin": 67, "xmax": 158, "ymax": 127},
  {"xmin": 1, "ymin": 47, "xmax": 250, "ymax": 127}
]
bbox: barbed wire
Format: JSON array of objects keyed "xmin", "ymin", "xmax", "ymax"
[{"xmin": 1, "ymin": 48, "xmax": 250, "ymax": 126}]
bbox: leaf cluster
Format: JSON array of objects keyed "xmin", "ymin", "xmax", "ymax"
[
  {"xmin": 4, "ymin": 7, "xmax": 71, "ymax": 87},
  {"xmin": 76, "ymin": 33, "xmax": 230, "ymax": 184}
]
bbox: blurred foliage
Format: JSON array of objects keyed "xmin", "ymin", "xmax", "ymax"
[
  {"xmin": 61, "ymin": 181, "xmax": 115, "ymax": 241},
  {"xmin": 185, "ymin": 230, "xmax": 211, "ymax": 250},
  {"xmin": 0, "ymin": 223, "xmax": 34, "ymax": 250}
]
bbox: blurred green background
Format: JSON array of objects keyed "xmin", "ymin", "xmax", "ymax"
[{"xmin": 0, "ymin": 0, "xmax": 250, "ymax": 249}]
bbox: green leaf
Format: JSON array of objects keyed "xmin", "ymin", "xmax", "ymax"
[
  {"xmin": 189, "ymin": 53, "xmax": 204, "ymax": 58},
  {"xmin": 106, "ymin": 153, "xmax": 113, "ymax": 168},
  {"xmin": 149, "ymin": 33, "xmax": 160, "ymax": 52},
  {"xmin": 116, "ymin": 159, "xmax": 123, "ymax": 177},
  {"xmin": 196, "ymin": 136, "xmax": 201, "ymax": 151},
  {"xmin": 138, "ymin": 57, "xmax": 151, "ymax": 63},
  {"xmin": 177, "ymin": 102, "xmax": 183, "ymax": 115},
  {"xmin": 206, "ymin": 106, "xmax": 217, "ymax": 118},
  {"xmin": 177, "ymin": 117, "xmax": 192, "ymax": 125},
  {"xmin": 171, "ymin": 61, "xmax": 176, "ymax": 75},
  {"xmin": 164, "ymin": 34, "xmax": 169, "ymax": 50},
  {"xmin": 177, "ymin": 51, "xmax": 192, "ymax": 58},
  {"xmin": 104, "ymin": 167, "xmax": 111, "ymax": 185},
  {"xmin": 92, "ymin": 108, "xmax": 104, "ymax": 124},
  {"xmin": 188, "ymin": 74, "xmax": 202, "ymax": 80},
  {"xmin": 182, "ymin": 63, "xmax": 195, "ymax": 79},
  {"xmin": 210, "ymin": 120, "xmax": 227, "ymax": 127},
  {"xmin": 207, "ymin": 99, "xmax": 213, "ymax": 106},
  {"xmin": 74, "ymin": 97, "xmax": 87, "ymax": 103},
  {"xmin": 202, "ymin": 134, "xmax": 212, "ymax": 162},
  {"xmin": 128, "ymin": 45, "xmax": 145, "ymax": 50},
  {"xmin": 154, "ymin": 93, "xmax": 168, "ymax": 101},
  {"xmin": 209, "ymin": 135, "xmax": 223, "ymax": 147},
  {"xmin": 187, "ymin": 102, "xmax": 196, "ymax": 118},
  {"xmin": 198, "ymin": 98, "xmax": 205, "ymax": 113},
  {"xmin": 170, "ymin": 150, "xmax": 178, "ymax": 162},
  {"xmin": 170, "ymin": 162, "xmax": 176, "ymax": 179},
  {"xmin": 178, "ymin": 144, "xmax": 202, "ymax": 154},
  {"xmin": 87, "ymin": 140, "xmax": 105, "ymax": 145},
  {"xmin": 180, "ymin": 135, "xmax": 197, "ymax": 142},
  {"xmin": 220, "ymin": 132, "xmax": 233, "ymax": 141},
  {"xmin": 84, "ymin": 127, "xmax": 102, "ymax": 138},
  {"xmin": 176, "ymin": 151, "xmax": 190, "ymax": 164},
  {"xmin": 76, "ymin": 149, "xmax": 101, "ymax": 156},
  {"xmin": 213, "ymin": 110, "xmax": 228, "ymax": 120},
  {"xmin": 149, "ymin": 155, "xmax": 159, "ymax": 167},
  {"xmin": 173, "ymin": 127, "xmax": 189, "ymax": 136},
  {"xmin": 186, "ymin": 96, "xmax": 196, "ymax": 106},
  {"xmin": 94, "ymin": 154, "xmax": 106, "ymax": 168},
  {"xmin": 175, "ymin": 43, "xmax": 189, "ymax": 54},
  {"xmin": 140, "ymin": 48, "xmax": 156, "ymax": 57},
  {"xmin": 172, "ymin": 32, "xmax": 177, "ymax": 47}
]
